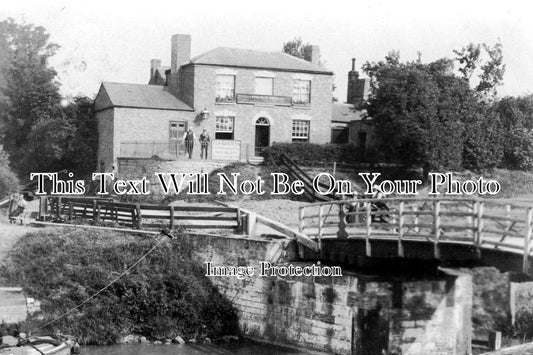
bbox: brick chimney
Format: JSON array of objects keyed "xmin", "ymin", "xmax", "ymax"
[
  {"xmin": 304, "ymin": 45, "xmax": 320, "ymax": 65},
  {"xmin": 171, "ymin": 34, "xmax": 191, "ymax": 72},
  {"xmin": 347, "ymin": 58, "xmax": 370, "ymax": 105},
  {"xmin": 150, "ymin": 59, "xmax": 161, "ymax": 79}
]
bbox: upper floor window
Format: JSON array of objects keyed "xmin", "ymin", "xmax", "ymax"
[
  {"xmin": 292, "ymin": 120, "xmax": 310, "ymax": 142},
  {"xmin": 255, "ymin": 77, "xmax": 273, "ymax": 96},
  {"xmin": 216, "ymin": 75, "xmax": 235, "ymax": 103},
  {"xmin": 292, "ymin": 80, "xmax": 311, "ymax": 105},
  {"xmin": 215, "ymin": 116, "xmax": 234, "ymax": 140}
]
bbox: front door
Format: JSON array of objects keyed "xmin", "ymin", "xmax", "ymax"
[
  {"xmin": 169, "ymin": 121, "xmax": 187, "ymax": 157},
  {"xmin": 254, "ymin": 117, "xmax": 270, "ymax": 156}
]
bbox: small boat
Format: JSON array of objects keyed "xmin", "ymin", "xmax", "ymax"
[{"xmin": 0, "ymin": 335, "xmax": 80, "ymax": 355}]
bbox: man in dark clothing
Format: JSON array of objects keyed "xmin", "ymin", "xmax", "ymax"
[
  {"xmin": 199, "ymin": 129, "xmax": 210, "ymax": 159},
  {"xmin": 183, "ymin": 129, "xmax": 195, "ymax": 159}
]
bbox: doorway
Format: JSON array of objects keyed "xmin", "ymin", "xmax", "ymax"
[
  {"xmin": 169, "ymin": 121, "xmax": 187, "ymax": 157},
  {"xmin": 254, "ymin": 117, "xmax": 270, "ymax": 156}
]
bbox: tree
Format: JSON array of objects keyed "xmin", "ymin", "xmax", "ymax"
[
  {"xmin": 62, "ymin": 96, "xmax": 98, "ymax": 176},
  {"xmin": 363, "ymin": 54, "xmax": 493, "ymax": 173},
  {"xmin": 0, "ymin": 18, "xmax": 62, "ymax": 176},
  {"xmin": 454, "ymin": 41, "xmax": 506, "ymax": 98}
]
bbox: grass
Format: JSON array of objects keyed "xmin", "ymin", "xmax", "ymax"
[{"xmin": 0, "ymin": 229, "xmax": 238, "ymax": 345}]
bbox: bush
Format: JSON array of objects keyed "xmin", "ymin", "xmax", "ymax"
[
  {"xmin": 0, "ymin": 230, "xmax": 238, "ymax": 345},
  {"xmin": 263, "ymin": 142, "xmax": 363, "ymax": 167}
]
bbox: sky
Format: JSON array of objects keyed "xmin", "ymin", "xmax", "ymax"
[{"xmin": 1, "ymin": 0, "xmax": 532, "ymax": 101}]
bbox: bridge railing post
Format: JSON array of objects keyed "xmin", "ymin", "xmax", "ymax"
[
  {"xmin": 475, "ymin": 201, "xmax": 484, "ymax": 258},
  {"xmin": 318, "ymin": 205, "xmax": 324, "ymax": 252},
  {"xmin": 523, "ymin": 207, "xmax": 533, "ymax": 274},
  {"xmin": 337, "ymin": 203, "xmax": 348, "ymax": 239},
  {"xmin": 433, "ymin": 200, "xmax": 441, "ymax": 259},
  {"xmin": 365, "ymin": 201, "xmax": 372, "ymax": 257},
  {"xmin": 413, "ymin": 205, "xmax": 419, "ymax": 234},
  {"xmin": 398, "ymin": 201, "xmax": 404, "ymax": 257}
]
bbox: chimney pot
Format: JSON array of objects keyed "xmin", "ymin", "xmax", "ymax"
[
  {"xmin": 351, "ymin": 58, "xmax": 356, "ymax": 71},
  {"xmin": 171, "ymin": 34, "xmax": 192, "ymax": 72}
]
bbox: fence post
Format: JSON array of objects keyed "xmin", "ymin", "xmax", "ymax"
[
  {"xmin": 398, "ymin": 201, "xmax": 404, "ymax": 257},
  {"xmin": 96, "ymin": 204, "xmax": 101, "ymax": 224},
  {"xmin": 366, "ymin": 202, "xmax": 372, "ymax": 257},
  {"xmin": 92, "ymin": 200, "xmax": 97, "ymax": 222},
  {"xmin": 236, "ymin": 208, "xmax": 242, "ymax": 233},
  {"xmin": 523, "ymin": 207, "xmax": 533, "ymax": 274},
  {"xmin": 68, "ymin": 201, "xmax": 73, "ymax": 221},
  {"xmin": 38, "ymin": 196, "xmax": 47, "ymax": 221},
  {"xmin": 169, "ymin": 206, "xmax": 174, "ymax": 230},
  {"xmin": 56, "ymin": 197, "xmax": 61, "ymax": 219},
  {"xmin": 136, "ymin": 204, "xmax": 142, "ymax": 229},
  {"xmin": 433, "ymin": 200, "xmax": 440, "ymax": 259}
]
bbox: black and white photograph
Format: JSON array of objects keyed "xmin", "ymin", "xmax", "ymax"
[{"xmin": 0, "ymin": 1, "xmax": 533, "ymax": 354}]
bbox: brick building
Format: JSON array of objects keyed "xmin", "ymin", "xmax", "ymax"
[
  {"xmin": 95, "ymin": 34, "xmax": 334, "ymax": 172},
  {"xmin": 331, "ymin": 58, "xmax": 375, "ymax": 154}
]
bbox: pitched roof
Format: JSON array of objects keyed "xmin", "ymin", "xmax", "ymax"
[
  {"xmin": 189, "ymin": 47, "xmax": 333, "ymax": 74},
  {"xmin": 95, "ymin": 82, "xmax": 193, "ymax": 111},
  {"xmin": 332, "ymin": 103, "xmax": 366, "ymax": 123}
]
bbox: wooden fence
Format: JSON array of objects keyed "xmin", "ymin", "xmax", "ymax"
[
  {"xmin": 299, "ymin": 197, "xmax": 533, "ymax": 273},
  {"xmin": 39, "ymin": 196, "xmax": 243, "ymax": 232}
]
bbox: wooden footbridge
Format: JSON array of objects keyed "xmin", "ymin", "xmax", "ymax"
[{"xmin": 298, "ymin": 197, "xmax": 533, "ymax": 276}]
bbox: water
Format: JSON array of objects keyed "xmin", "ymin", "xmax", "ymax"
[{"xmin": 81, "ymin": 341, "xmax": 311, "ymax": 355}]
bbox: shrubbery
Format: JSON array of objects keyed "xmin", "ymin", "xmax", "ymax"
[
  {"xmin": 263, "ymin": 142, "xmax": 363, "ymax": 167},
  {"xmin": 0, "ymin": 230, "xmax": 238, "ymax": 345}
]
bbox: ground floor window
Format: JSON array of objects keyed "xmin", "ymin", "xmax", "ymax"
[
  {"xmin": 215, "ymin": 116, "xmax": 234, "ymax": 140},
  {"xmin": 292, "ymin": 120, "xmax": 310, "ymax": 142}
]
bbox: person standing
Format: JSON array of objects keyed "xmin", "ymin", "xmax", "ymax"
[
  {"xmin": 199, "ymin": 129, "xmax": 211, "ymax": 159},
  {"xmin": 183, "ymin": 129, "xmax": 195, "ymax": 159}
]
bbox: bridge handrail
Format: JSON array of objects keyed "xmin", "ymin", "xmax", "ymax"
[{"xmin": 298, "ymin": 197, "xmax": 533, "ymax": 273}]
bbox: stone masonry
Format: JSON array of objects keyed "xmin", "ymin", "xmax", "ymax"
[{"xmin": 174, "ymin": 233, "xmax": 473, "ymax": 355}]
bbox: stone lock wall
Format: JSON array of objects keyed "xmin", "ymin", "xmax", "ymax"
[{"xmin": 175, "ymin": 233, "xmax": 473, "ymax": 355}]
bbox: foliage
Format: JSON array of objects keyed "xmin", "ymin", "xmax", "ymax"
[
  {"xmin": 282, "ymin": 37, "xmax": 310, "ymax": 59},
  {"xmin": 494, "ymin": 95, "xmax": 533, "ymax": 170},
  {"xmin": 62, "ymin": 96, "xmax": 98, "ymax": 176},
  {"xmin": 454, "ymin": 41, "xmax": 506, "ymax": 98},
  {"xmin": 462, "ymin": 108, "xmax": 503, "ymax": 171},
  {"xmin": 0, "ymin": 145, "xmax": 19, "ymax": 198},
  {"xmin": 0, "ymin": 19, "xmax": 97, "ymax": 178},
  {"xmin": 0, "ymin": 230, "xmax": 238, "ymax": 345},
  {"xmin": 0, "ymin": 18, "xmax": 62, "ymax": 175},
  {"xmin": 363, "ymin": 56, "xmax": 470, "ymax": 172},
  {"xmin": 469, "ymin": 267, "xmax": 510, "ymax": 331},
  {"xmin": 263, "ymin": 142, "xmax": 363, "ymax": 167},
  {"xmin": 363, "ymin": 44, "xmax": 510, "ymax": 173}
]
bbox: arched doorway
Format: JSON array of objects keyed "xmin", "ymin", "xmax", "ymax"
[{"xmin": 254, "ymin": 117, "xmax": 270, "ymax": 156}]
